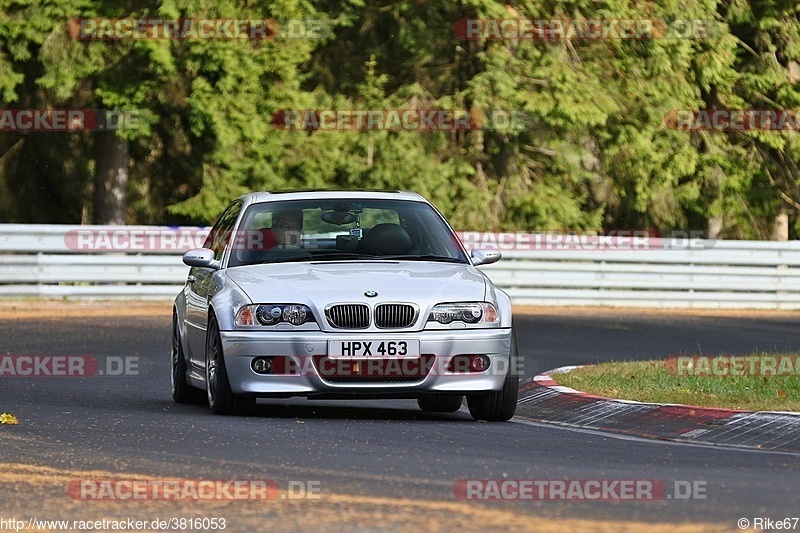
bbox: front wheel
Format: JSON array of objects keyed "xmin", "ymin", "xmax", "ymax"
[
  {"xmin": 467, "ymin": 328, "xmax": 519, "ymax": 421},
  {"xmin": 205, "ymin": 315, "xmax": 254, "ymax": 414}
]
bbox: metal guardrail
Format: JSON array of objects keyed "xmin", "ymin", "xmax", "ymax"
[{"xmin": 2, "ymin": 224, "xmax": 800, "ymax": 308}]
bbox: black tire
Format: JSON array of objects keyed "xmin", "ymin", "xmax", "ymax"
[
  {"xmin": 171, "ymin": 313, "xmax": 203, "ymax": 403},
  {"xmin": 205, "ymin": 314, "xmax": 254, "ymax": 414},
  {"xmin": 467, "ymin": 327, "xmax": 519, "ymax": 422},
  {"xmin": 417, "ymin": 394, "xmax": 464, "ymax": 413}
]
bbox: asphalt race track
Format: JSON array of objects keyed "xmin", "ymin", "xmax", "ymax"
[{"xmin": 0, "ymin": 307, "xmax": 799, "ymax": 529}]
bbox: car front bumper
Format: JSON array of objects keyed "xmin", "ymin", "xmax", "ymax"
[{"xmin": 219, "ymin": 328, "xmax": 513, "ymax": 397}]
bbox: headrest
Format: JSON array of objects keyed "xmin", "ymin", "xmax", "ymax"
[{"xmin": 363, "ymin": 223, "xmax": 412, "ymax": 256}]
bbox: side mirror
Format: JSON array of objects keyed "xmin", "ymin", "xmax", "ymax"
[
  {"xmin": 470, "ymin": 247, "xmax": 502, "ymax": 266},
  {"xmin": 183, "ymin": 248, "xmax": 220, "ymax": 269}
]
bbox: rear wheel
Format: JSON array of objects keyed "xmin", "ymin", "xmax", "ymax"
[
  {"xmin": 417, "ymin": 394, "xmax": 464, "ymax": 413},
  {"xmin": 467, "ymin": 327, "xmax": 519, "ymax": 422},
  {"xmin": 171, "ymin": 314, "xmax": 202, "ymax": 403},
  {"xmin": 205, "ymin": 315, "xmax": 254, "ymax": 414}
]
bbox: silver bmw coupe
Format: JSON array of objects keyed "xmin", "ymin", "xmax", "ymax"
[{"xmin": 172, "ymin": 190, "xmax": 518, "ymax": 421}]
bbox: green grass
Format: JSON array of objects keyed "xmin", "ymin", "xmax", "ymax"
[{"xmin": 553, "ymin": 356, "xmax": 800, "ymax": 412}]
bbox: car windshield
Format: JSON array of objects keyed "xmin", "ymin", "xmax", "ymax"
[{"xmin": 227, "ymin": 198, "xmax": 469, "ymax": 267}]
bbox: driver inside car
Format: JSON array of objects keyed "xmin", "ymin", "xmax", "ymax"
[
  {"xmin": 270, "ymin": 208, "xmax": 304, "ymax": 248},
  {"xmin": 233, "ymin": 208, "xmax": 304, "ymax": 264}
]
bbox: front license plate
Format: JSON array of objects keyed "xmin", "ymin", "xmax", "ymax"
[{"xmin": 328, "ymin": 339, "xmax": 420, "ymax": 359}]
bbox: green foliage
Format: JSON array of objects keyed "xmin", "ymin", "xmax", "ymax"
[{"xmin": 0, "ymin": 0, "xmax": 798, "ymax": 233}]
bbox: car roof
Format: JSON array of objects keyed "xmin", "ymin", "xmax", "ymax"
[{"xmin": 240, "ymin": 190, "xmax": 429, "ymax": 207}]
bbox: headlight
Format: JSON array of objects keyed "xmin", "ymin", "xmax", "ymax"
[
  {"xmin": 235, "ymin": 304, "xmax": 315, "ymax": 326},
  {"xmin": 256, "ymin": 305, "xmax": 284, "ymax": 325},
  {"xmin": 427, "ymin": 302, "xmax": 499, "ymax": 325}
]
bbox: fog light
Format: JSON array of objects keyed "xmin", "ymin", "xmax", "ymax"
[
  {"xmin": 469, "ymin": 355, "xmax": 490, "ymax": 372},
  {"xmin": 251, "ymin": 357, "xmax": 273, "ymax": 374}
]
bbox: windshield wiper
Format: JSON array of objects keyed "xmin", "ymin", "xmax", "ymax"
[
  {"xmin": 312, "ymin": 253, "xmax": 372, "ymax": 261},
  {"xmin": 260, "ymin": 256, "xmax": 313, "ymax": 264},
  {"xmin": 260, "ymin": 253, "xmax": 467, "ymax": 264},
  {"xmin": 309, "ymin": 252, "xmax": 375, "ymax": 261},
  {"xmin": 378, "ymin": 254, "xmax": 467, "ymax": 263}
]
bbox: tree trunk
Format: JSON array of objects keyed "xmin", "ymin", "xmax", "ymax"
[
  {"xmin": 772, "ymin": 204, "xmax": 789, "ymax": 241},
  {"xmin": 707, "ymin": 216, "xmax": 723, "ymax": 239},
  {"xmin": 92, "ymin": 134, "xmax": 129, "ymax": 224}
]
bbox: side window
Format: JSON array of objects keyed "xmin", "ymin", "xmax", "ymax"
[{"xmin": 202, "ymin": 201, "xmax": 242, "ymax": 261}]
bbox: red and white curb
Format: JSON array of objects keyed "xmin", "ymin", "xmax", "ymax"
[{"xmin": 515, "ymin": 366, "xmax": 800, "ymax": 454}]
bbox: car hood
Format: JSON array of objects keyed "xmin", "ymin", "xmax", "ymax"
[{"xmin": 225, "ymin": 261, "xmax": 487, "ymax": 306}]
